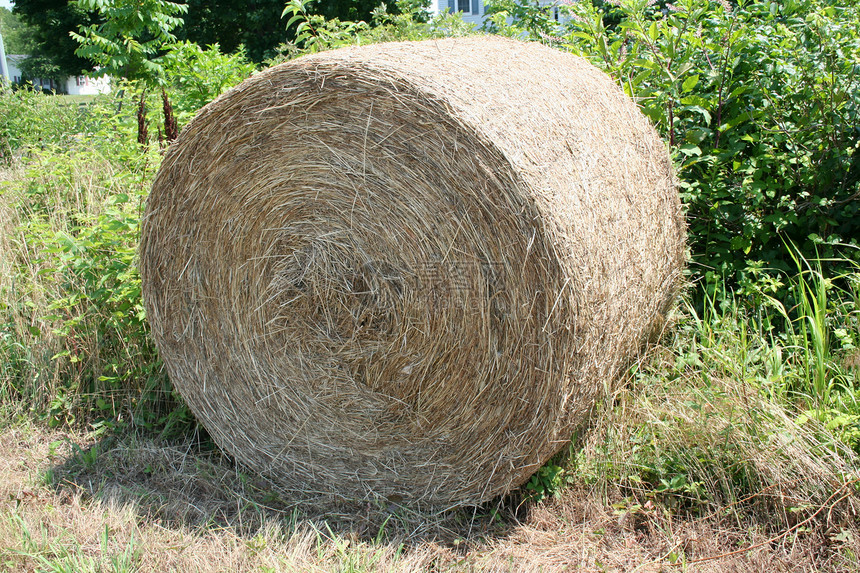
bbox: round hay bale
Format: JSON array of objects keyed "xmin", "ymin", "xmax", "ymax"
[{"xmin": 140, "ymin": 36, "xmax": 685, "ymax": 507}]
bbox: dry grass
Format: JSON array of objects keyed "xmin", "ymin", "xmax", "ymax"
[
  {"xmin": 140, "ymin": 35, "xmax": 685, "ymax": 507},
  {"xmin": 0, "ymin": 427, "xmax": 446, "ymax": 572},
  {"xmin": 580, "ymin": 348, "xmax": 860, "ymax": 510},
  {"xmin": 1, "ymin": 408, "xmax": 858, "ymax": 572},
  {"xmin": 0, "ymin": 166, "xmax": 18, "ymax": 290},
  {"xmin": 2, "ymin": 328, "xmax": 859, "ymax": 572},
  {"xmin": 0, "ymin": 145, "xmax": 165, "ymax": 429},
  {"xmin": 0, "ymin": 165, "xmax": 30, "ymax": 410}
]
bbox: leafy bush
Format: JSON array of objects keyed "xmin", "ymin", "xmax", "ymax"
[
  {"xmin": 275, "ymin": 0, "xmax": 474, "ymax": 58},
  {"xmin": 160, "ymin": 42, "xmax": 257, "ymax": 119},
  {"xmin": 0, "ymin": 87, "xmax": 90, "ymax": 163},
  {"xmin": 1, "ymin": 36, "xmax": 263, "ymax": 433},
  {"xmin": 0, "ymin": 90, "xmax": 192, "ymax": 434},
  {"xmin": 70, "ymin": 0, "xmax": 188, "ymax": 84},
  {"xmin": 486, "ymin": 0, "xmax": 860, "ymax": 294}
]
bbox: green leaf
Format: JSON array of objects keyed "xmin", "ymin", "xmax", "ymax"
[
  {"xmin": 286, "ymin": 13, "xmax": 307, "ymax": 29},
  {"xmin": 681, "ymin": 105, "xmax": 712, "ymax": 124},
  {"xmin": 685, "ymin": 127, "xmax": 712, "ymax": 144},
  {"xmin": 728, "ymin": 85, "xmax": 748, "ymax": 99},
  {"xmin": 680, "ymin": 144, "xmax": 702, "ymax": 156},
  {"xmin": 681, "ymin": 74, "xmax": 699, "ymax": 93}
]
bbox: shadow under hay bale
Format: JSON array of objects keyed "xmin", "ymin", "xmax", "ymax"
[{"xmin": 139, "ymin": 36, "xmax": 685, "ymax": 508}]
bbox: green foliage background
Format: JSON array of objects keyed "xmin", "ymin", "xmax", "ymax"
[
  {"xmin": 10, "ymin": 0, "xmax": 96, "ymax": 79},
  {"xmin": 0, "ymin": 6, "xmax": 34, "ymax": 54},
  {"xmin": 8, "ymin": 0, "xmax": 395, "ymax": 74},
  {"xmin": 485, "ymin": 0, "xmax": 860, "ymax": 299}
]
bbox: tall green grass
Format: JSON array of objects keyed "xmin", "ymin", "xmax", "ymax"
[
  {"xmin": 0, "ymin": 87, "xmax": 183, "ymax": 433},
  {"xmin": 569, "ymin": 283, "xmax": 859, "ymax": 528}
]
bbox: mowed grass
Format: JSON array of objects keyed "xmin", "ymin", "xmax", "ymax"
[
  {"xmin": 57, "ymin": 94, "xmax": 99, "ymax": 107},
  {"xmin": 0, "ymin": 429, "xmax": 854, "ymax": 572}
]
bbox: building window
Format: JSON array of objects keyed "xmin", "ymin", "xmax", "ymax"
[{"xmin": 448, "ymin": 0, "xmax": 478, "ymax": 14}]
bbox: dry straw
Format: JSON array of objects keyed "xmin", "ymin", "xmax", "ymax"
[{"xmin": 140, "ymin": 36, "xmax": 685, "ymax": 508}]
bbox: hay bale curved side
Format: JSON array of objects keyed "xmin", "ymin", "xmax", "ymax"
[{"xmin": 139, "ymin": 36, "xmax": 685, "ymax": 507}]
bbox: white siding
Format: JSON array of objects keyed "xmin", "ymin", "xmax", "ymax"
[
  {"xmin": 64, "ymin": 74, "xmax": 111, "ymax": 96},
  {"xmin": 434, "ymin": 0, "xmax": 486, "ymax": 27},
  {"xmin": 4, "ymin": 54, "xmax": 110, "ymax": 95},
  {"xmin": 6, "ymin": 54, "xmax": 24, "ymax": 85}
]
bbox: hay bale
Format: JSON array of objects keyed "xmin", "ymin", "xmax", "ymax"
[{"xmin": 140, "ymin": 36, "xmax": 685, "ymax": 507}]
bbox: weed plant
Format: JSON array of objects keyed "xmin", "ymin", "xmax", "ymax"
[
  {"xmin": 572, "ymin": 299, "xmax": 858, "ymax": 521},
  {"xmin": 0, "ymin": 86, "xmax": 92, "ymax": 164},
  {"xmin": 0, "ymin": 43, "xmax": 257, "ymax": 436},
  {"xmin": 0, "ymin": 94, "xmax": 179, "ymax": 433}
]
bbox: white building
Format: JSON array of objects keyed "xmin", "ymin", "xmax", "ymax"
[
  {"xmin": 428, "ymin": 0, "xmax": 570, "ymax": 29},
  {"xmin": 64, "ymin": 72, "xmax": 111, "ymax": 96},
  {"xmin": 432, "ymin": 0, "xmax": 489, "ymax": 27},
  {"xmin": 4, "ymin": 54, "xmax": 111, "ymax": 95}
]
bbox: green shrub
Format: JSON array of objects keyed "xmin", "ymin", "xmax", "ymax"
[
  {"xmin": 486, "ymin": 0, "xmax": 860, "ymax": 295},
  {"xmin": 160, "ymin": 42, "xmax": 257, "ymax": 120},
  {"xmin": 0, "ymin": 41, "xmax": 262, "ymax": 434},
  {"xmin": 274, "ymin": 0, "xmax": 473, "ymax": 59},
  {"xmin": 0, "ymin": 90, "xmax": 192, "ymax": 434},
  {"xmin": 0, "ymin": 87, "xmax": 91, "ymax": 163}
]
